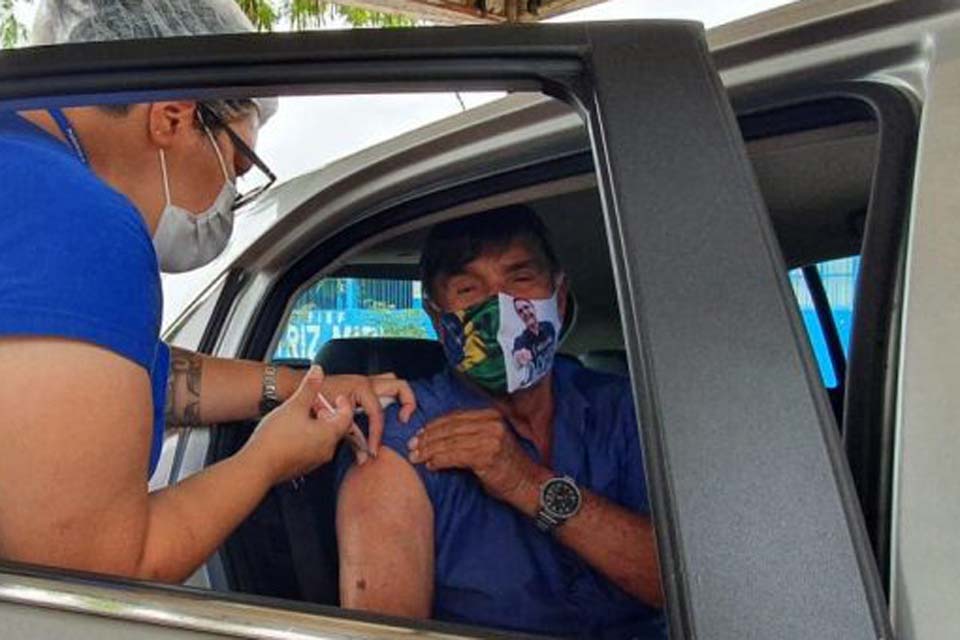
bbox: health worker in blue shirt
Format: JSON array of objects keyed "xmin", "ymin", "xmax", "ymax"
[
  {"xmin": 337, "ymin": 206, "xmax": 666, "ymax": 638},
  {"xmin": 0, "ymin": 0, "xmax": 414, "ymax": 584}
]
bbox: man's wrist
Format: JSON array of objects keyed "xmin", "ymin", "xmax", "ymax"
[
  {"xmin": 535, "ymin": 476, "xmax": 583, "ymax": 533},
  {"xmin": 504, "ymin": 465, "xmax": 554, "ymax": 518}
]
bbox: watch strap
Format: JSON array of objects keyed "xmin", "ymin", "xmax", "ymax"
[
  {"xmin": 259, "ymin": 364, "xmax": 281, "ymax": 416},
  {"xmin": 535, "ymin": 509, "xmax": 560, "ymax": 533}
]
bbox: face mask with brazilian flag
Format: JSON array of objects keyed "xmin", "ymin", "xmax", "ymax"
[{"xmin": 437, "ymin": 290, "xmax": 562, "ymax": 395}]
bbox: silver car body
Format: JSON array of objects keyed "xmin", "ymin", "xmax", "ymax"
[{"xmin": 1, "ymin": 1, "xmax": 958, "ymax": 638}]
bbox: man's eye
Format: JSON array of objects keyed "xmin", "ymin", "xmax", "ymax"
[{"xmin": 457, "ymin": 286, "xmax": 475, "ymax": 295}]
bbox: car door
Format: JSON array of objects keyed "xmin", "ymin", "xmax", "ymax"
[{"xmin": 0, "ymin": 21, "xmax": 889, "ymax": 639}]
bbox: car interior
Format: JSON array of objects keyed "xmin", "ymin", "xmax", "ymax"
[{"xmin": 206, "ymin": 87, "xmax": 914, "ymax": 626}]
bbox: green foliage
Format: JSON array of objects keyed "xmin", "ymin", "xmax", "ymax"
[
  {"xmin": 378, "ymin": 309, "xmax": 432, "ymax": 339},
  {"xmin": 282, "ymin": 1, "xmax": 417, "ymax": 29},
  {"xmin": 0, "ymin": 0, "xmax": 28, "ymax": 49},
  {"xmin": 331, "ymin": 5, "xmax": 417, "ymax": 28},
  {"xmin": 0, "ymin": 0, "xmax": 414, "ymax": 48},
  {"xmin": 236, "ymin": 0, "xmax": 281, "ymax": 31}
]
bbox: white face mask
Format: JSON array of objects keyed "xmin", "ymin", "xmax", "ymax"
[{"xmin": 152, "ymin": 126, "xmax": 237, "ymax": 273}]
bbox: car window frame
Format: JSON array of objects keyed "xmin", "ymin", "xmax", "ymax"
[
  {"xmin": 225, "ymin": 46, "xmax": 894, "ymax": 640},
  {"xmin": 732, "ymin": 84, "xmax": 918, "ymax": 589},
  {"xmin": 0, "ymin": 23, "xmax": 898, "ymax": 640}
]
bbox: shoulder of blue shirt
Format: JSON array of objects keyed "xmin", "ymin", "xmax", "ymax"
[
  {"xmin": 0, "ymin": 120, "xmax": 162, "ymax": 372},
  {"xmin": 334, "ymin": 357, "xmax": 637, "ymax": 488}
]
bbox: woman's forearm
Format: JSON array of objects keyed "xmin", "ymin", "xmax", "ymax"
[
  {"xmin": 166, "ymin": 347, "xmax": 303, "ymax": 428},
  {"xmin": 140, "ymin": 366, "xmax": 353, "ymax": 584},
  {"xmin": 136, "ymin": 441, "xmax": 276, "ymax": 583}
]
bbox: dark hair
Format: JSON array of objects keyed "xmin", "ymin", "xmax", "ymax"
[
  {"xmin": 514, "ymin": 297, "xmax": 534, "ymax": 310},
  {"xmin": 420, "ymin": 205, "xmax": 559, "ymax": 298},
  {"xmin": 97, "ymin": 99, "xmax": 258, "ymax": 133}
]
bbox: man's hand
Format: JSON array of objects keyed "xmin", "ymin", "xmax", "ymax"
[
  {"xmin": 407, "ymin": 406, "xmax": 663, "ymax": 607},
  {"xmin": 407, "ymin": 409, "xmax": 549, "ymax": 503}
]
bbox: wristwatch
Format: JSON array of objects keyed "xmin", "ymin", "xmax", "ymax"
[
  {"xmin": 258, "ymin": 364, "xmax": 282, "ymax": 416},
  {"xmin": 535, "ymin": 476, "xmax": 582, "ymax": 533}
]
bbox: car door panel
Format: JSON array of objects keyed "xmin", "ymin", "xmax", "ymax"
[
  {"xmin": 583, "ymin": 24, "xmax": 890, "ymax": 639},
  {"xmin": 0, "ymin": 21, "xmax": 891, "ymax": 639}
]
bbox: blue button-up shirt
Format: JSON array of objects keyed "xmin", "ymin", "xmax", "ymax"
[{"xmin": 341, "ymin": 357, "xmax": 666, "ymax": 639}]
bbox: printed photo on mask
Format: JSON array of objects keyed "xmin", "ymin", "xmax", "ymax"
[{"xmin": 499, "ymin": 293, "xmax": 560, "ymax": 393}]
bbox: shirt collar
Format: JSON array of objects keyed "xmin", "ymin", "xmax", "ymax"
[
  {"xmin": 0, "ymin": 111, "xmax": 78, "ymax": 161},
  {"xmin": 437, "ymin": 355, "xmax": 592, "ymax": 434},
  {"xmin": 435, "ymin": 367, "xmax": 495, "ymax": 411}
]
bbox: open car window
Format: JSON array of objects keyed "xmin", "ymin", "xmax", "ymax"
[
  {"xmin": 789, "ymin": 255, "xmax": 861, "ymax": 388},
  {"xmin": 273, "ymin": 276, "xmax": 435, "ymax": 363},
  {"xmin": 0, "ymin": 17, "xmax": 917, "ymax": 640}
]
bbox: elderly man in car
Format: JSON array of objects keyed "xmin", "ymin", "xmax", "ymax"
[{"xmin": 335, "ymin": 205, "xmax": 665, "ymax": 639}]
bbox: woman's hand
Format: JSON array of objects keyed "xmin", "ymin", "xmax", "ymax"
[
  {"xmin": 245, "ymin": 366, "xmax": 354, "ymax": 484},
  {"xmin": 318, "ymin": 372, "xmax": 417, "ymax": 456}
]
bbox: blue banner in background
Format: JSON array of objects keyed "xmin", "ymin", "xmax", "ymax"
[
  {"xmin": 799, "ymin": 308, "xmax": 853, "ymax": 388},
  {"xmin": 274, "ymin": 308, "xmax": 436, "ymax": 360}
]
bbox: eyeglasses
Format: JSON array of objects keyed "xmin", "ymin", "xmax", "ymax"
[{"xmin": 196, "ymin": 103, "xmax": 277, "ymax": 212}]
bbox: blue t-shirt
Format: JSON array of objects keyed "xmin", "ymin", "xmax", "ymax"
[
  {"xmin": 338, "ymin": 357, "xmax": 666, "ymax": 639},
  {"xmin": 0, "ymin": 111, "xmax": 168, "ymax": 476}
]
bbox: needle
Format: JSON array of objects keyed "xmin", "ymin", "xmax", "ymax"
[{"xmin": 309, "ymin": 391, "xmax": 375, "ymax": 458}]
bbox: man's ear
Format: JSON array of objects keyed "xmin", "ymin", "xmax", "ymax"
[
  {"xmin": 424, "ymin": 299, "xmax": 442, "ymax": 336},
  {"xmin": 422, "ymin": 280, "xmax": 449, "ymax": 336},
  {"xmin": 146, "ymin": 101, "xmax": 198, "ymax": 148}
]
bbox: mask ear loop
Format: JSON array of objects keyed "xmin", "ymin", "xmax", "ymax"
[
  {"xmin": 553, "ymin": 273, "xmax": 566, "ymax": 294},
  {"xmin": 156, "ymin": 120, "xmax": 234, "ymax": 211},
  {"xmin": 158, "ymin": 149, "xmax": 173, "ymax": 207},
  {"xmin": 423, "ymin": 295, "xmax": 443, "ymax": 316},
  {"xmin": 201, "ymin": 124, "xmax": 237, "ymax": 194}
]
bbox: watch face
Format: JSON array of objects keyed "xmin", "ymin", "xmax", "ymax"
[{"xmin": 543, "ymin": 478, "xmax": 581, "ymax": 518}]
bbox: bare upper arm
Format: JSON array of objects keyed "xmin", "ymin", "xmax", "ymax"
[
  {"xmin": 337, "ymin": 447, "xmax": 434, "ymax": 618},
  {"xmin": 0, "ymin": 337, "xmax": 152, "ymax": 575}
]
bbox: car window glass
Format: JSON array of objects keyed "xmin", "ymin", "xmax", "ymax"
[
  {"xmin": 164, "ymin": 274, "xmax": 227, "ymax": 350},
  {"xmin": 152, "ymin": 275, "xmax": 228, "ymax": 490},
  {"xmin": 788, "ymin": 255, "xmax": 860, "ymax": 388},
  {"xmin": 273, "ymin": 276, "xmax": 436, "ymax": 362},
  {"xmin": 818, "ymin": 256, "xmax": 860, "ymax": 353}
]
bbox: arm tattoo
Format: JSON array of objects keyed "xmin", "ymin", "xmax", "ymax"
[{"xmin": 165, "ymin": 348, "xmax": 204, "ymax": 429}]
